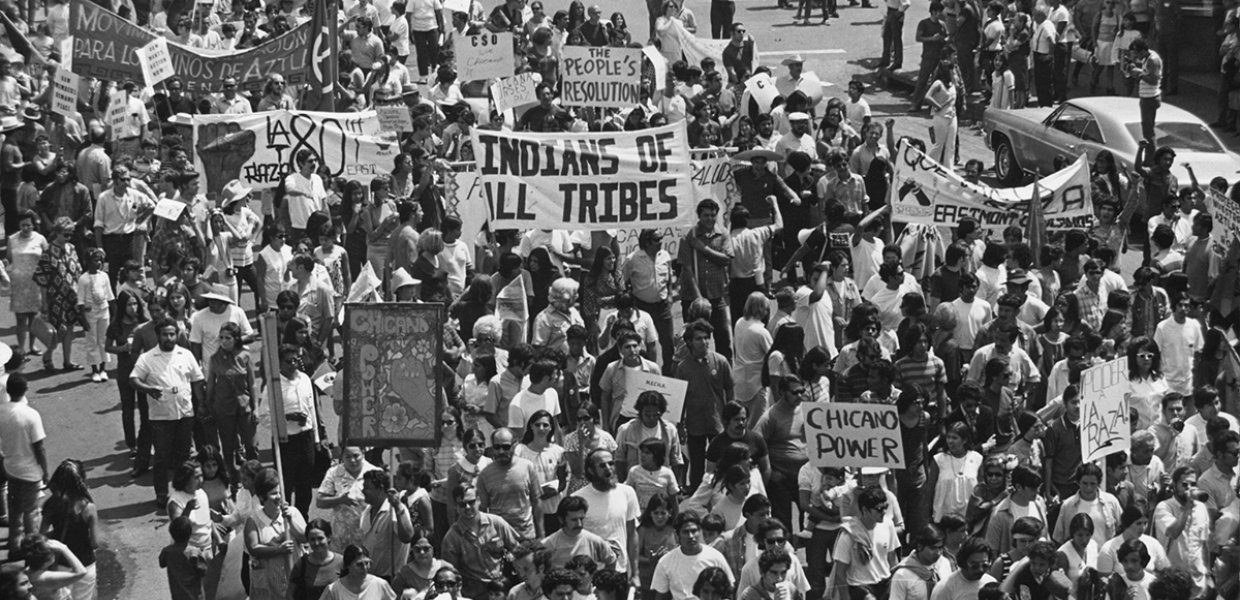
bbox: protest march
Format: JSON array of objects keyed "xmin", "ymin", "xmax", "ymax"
[{"xmin": 0, "ymin": 0, "xmax": 1236, "ymax": 600}]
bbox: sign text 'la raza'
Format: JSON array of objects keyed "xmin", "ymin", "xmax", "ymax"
[
  {"xmin": 560, "ymin": 46, "xmax": 643, "ymax": 109},
  {"xmin": 71, "ymin": 1, "xmax": 312, "ymax": 93},
  {"xmin": 1080, "ymin": 359, "xmax": 1130, "ymax": 463},
  {"xmin": 804, "ymin": 402, "xmax": 906, "ymax": 469},
  {"xmin": 889, "ymin": 141, "xmax": 1095, "ymax": 231},
  {"xmin": 192, "ymin": 110, "xmax": 392, "ymax": 197},
  {"xmin": 470, "ymin": 123, "xmax": 696, "ymax": 231}
]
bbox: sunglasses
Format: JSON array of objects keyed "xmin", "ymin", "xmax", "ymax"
[
  {"xmin": 456, "ymin": 500, "xmax": 476, "ymax": 508},
  {"xmin": 442, "ymin": 419, "xmax": 457, "ymax": 426},
  {"xmin": 493, "ymin": 443, "xmax": 513, "ymax": 451},
  {"xmin": 437, "ymin": 580, "xmax": 461, "ymax": 588}
]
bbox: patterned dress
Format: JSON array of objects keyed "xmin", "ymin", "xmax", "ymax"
[
  {"xmin": 150, "ymin": 198, "xmax": 204, "ymax": 274},
  {"xmin": 32, "ymin": 241, "xmax": 81, "ymax": 329}
]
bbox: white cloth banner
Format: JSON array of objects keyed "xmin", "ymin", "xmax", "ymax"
[
  {"xmin": 191, "ymin": 110, "xmax": 394, "ymax": 198},
  {"xmin": 470, "ymin": 122, "xmax": 697, "ymax": 231},
  {"xmin": 889, "ymin": 141, "xmax": 1095, "ymax": 231}
]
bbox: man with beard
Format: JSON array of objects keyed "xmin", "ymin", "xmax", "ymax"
[
  {"xmin": 653, "ymin": 512, "xmax": 733, "ymax": 600},
  {"xmin": 130, "ymin": 318, "xmax": 205, "ymax": 507},
  {"xmin": 541, "ymin": 495, "xmax": 617, "ymax": 570},
  {"xmin": 928, "ymin": 537, "xmax": 997, "ymax": 600},
  {"xmin": 572, "ymin": 449, "xmax": 641, "ymax": 579},
  {"xmin": 1152, "ymin": 467, "xmax": 1211, "ymax": 594},
  {"xmin": 477, "ymin": 428, "xmax": 544, "ymax": 539},
  {"xmin": 443, "ymin": 483, "xmax": 522, "ymax": 599}
]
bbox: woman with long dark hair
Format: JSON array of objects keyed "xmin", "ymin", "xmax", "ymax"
[
  {"xmin": 734, "ymin": 292, "xmax": 773, "ymax": 428},
  {"xmin": 516, "ymin": 410, "xmax": 567, "ymax": 533},
  {"xmin": 762, "ymin": 323, "xmax": 804, "ymax": 409},
  {"xmin": 451, "ymin": 275, "xmax": 495, "ymax": 345},
  {"xmin": 1126, "ymin": 337, "xmax": 1166, "ymax": 430},
  {"xmin": 40, "ymin": 460, "xmax": 98, "ymax": 600},
  {"xmin": 207, "ymin": 322, "xmax": 259, "ymax": 480},
  {"xmin": 317, "ymin": 544, "xmax": 395, "ymax": 599},
  {"xmin": 581, "ymin": 247, "xmax": 621, "ymax": 352}
]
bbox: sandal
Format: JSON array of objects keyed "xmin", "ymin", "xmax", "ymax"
[
  {"xmin": 42, "ymin": 359, "xmax": 55, "ymax": 371},
  {"xmin": 62, "ymin": 362, "xmax": 83, "ymax": 371}
]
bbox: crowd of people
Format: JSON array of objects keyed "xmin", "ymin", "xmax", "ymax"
[{"xmin": 0, "ymin": 1, "xmax": 1234, "ymax": 600}]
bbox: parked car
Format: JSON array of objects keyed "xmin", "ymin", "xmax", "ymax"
[{"xmin": 982, "ymin": 96, "xmax": 1240, "ymax": 187}]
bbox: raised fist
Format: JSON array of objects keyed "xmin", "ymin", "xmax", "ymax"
[{"xmin": 196, "ymin": 122, "xmax": 257, "ymax": 199}]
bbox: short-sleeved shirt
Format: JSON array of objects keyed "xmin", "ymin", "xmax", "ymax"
[
  {"xmin": 160, "ymin": 543, "xmax": 209, "ymax": 600},
  {"xmin": 729, "ymin": 226, "xmax": 777, "ymax": 281},
  {"xmin": 706, "ymin": 431, "xmax": 769, "ymax": 465},
  {"xmin": 132, "ymin": 346, "xmax": 205, "ymax": 421},
  {"xmin": 188, "ymin": 306, "xmax": 253, "ymax": 365},
  {"xmin": 651, "ymin": 546, "xmax": 733, "ymax": 600},
  {"xmin": 508, "ymin": 388, "xmax": 562, "ymax": 429},
  {"xmin": 476, "ymin": 457, "xmax": 542, "ymax": 539},
  {"xmin": 282, "ymin": 172, "xmax": 326, "ymax": 229},
  {"xmin": 573, "ymin": 484, "xmax": 641, "ymax": 572},
  {"xmin": 0, "ymin": 399, "xmax": 46, "ymax": 482},
  {"xmin": 678, "ymin": 226, "xmax": 732, "ymax": 301},
  {"xmin": 541, "ymin": 528, "xmax": 617, "ymax": 570},
  {"xmin": 832, "ymin": 519, "xmax": 901, "ymax": 585},
  {"xmin": 755, "ymin": 401, "xmax": 807, "ymax": 476}
]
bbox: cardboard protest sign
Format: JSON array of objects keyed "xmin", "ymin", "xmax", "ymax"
[
  {"xmin": 804, "ymin": 402, "xmax": 906, "ymax": 469},
  {"xmin": 560, "ymin": 46, "xmax": 643, "ymax": 109},
  {"xmin": 342, "ymin": 303, "xmax": 445, "ymax": 447},
  {"xmin": 743, "ymin": 73, "xmax": 781, "ymax": 114},
  {"xmin": 454, "ymin": 31, "xmax": 514, "ymax": 82},
  {"xmin": 627, "ymin": 371, "xmax": 689, "ymax": 422},
  {"xmin": 1206, "ymin": 189, "xmax": 1239, "ymax": 256},
  {"xmin": 59, "ymin": 37, "xmax": 73, "ymax": 71},
  {"xmin": 107, "ymin": 90, "xmax": 128, "ymax": 131},
  {"xmin": 889, "ymin": 141, "xmax": 1095, "ymax": 231},
  {"xmin": 491, "ymin": 72, "xmax": 539, "ymax": 113},
  {"xmin": 51, "ymin": 70, "xmax": 80, "ymax": 118},
  {"xmin": 191, "ymin": 110, "xmax": 393, "ymax": 198},
  {"xmin": 71, "ymin": 1, "xmax": 314, "ymax": 93},
  {"xmin": 1080, "ymin": 359, "xmax": 1130, "ymax": 464},
  {"xmin": 377, "ymin": 105, "xmax": 413, "ymax": 132},
  {"xmin": 470, "ymin": 122, "xmax": 696, "ymax": 231},
  {"xmin": 614, "ymin": 153, "xmax": 738, "ymax": 263},
  {"xmin": 137, "ymin": 37, "xmax": 175, "ymax": 86}
]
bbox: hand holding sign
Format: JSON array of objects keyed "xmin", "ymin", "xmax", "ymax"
[{"xmin": 196, "ymin": 122, "xmax": 257, "ymax": 197}]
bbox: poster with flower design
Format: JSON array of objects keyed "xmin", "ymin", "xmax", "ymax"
[{"xmin": 342, "ymin": 303, "xmax": 445, "ymax": 447}]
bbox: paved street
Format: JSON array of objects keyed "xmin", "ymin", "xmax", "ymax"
[{"xmin": 0, "ymin": 0, "xmax": 1225, "ymax": 597}]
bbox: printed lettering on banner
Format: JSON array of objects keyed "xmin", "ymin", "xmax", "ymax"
[
  {"xmin": 627, "ymin": 371, "xmax": 689, "ymax": 422},
  {"xmin": 470, "ymin": 122, "xmax": 697, "ymax": 231},
  {"xmin": 560, "ymin": 46, "xmax": 643, "ymax": 109},
  {"xmin": 137, "ymin": 37, "xmax": 175, "ymax": 86},
  {"xmin": 51, "ymin": 70, "xmax": 80, "ymax": 118},
  {"xmin": 804, "ymin": 402, "xmax": 906, "ymax": 469},
  {"xmin": 1206, "ymin": 189, "xmax": 1240, "ymax": 256},
  {"xmin": 643, "ymin": 46, "xmax": 667, "ymax": 91},
  {"xmin": 491, "ymin": 73, "xmax": 540, "ymax": 113},
  {"xmin": 443, "ymin": 0, "xmax": 471, "ymax": 14},
  {"xmin": 191, "ymin": 110, "xmax": 392, "ymax": 198},
  {"xmin": 615, "ymin": 153, "xmax": 738, "ymax": 264},
  {"xmin": 107, "ymin": 90, "xmax": 128, "ymax": 130},
  {"xmin": 342, "ymin": 303, "xmax": 445, "ymax": 446},
  {"xmin": 1080, "ymin": 359, "xmax": 1129, "ymax": 463},
  {"xmin": 70, "ymin": 1, "xmax": 314, "ymax": 94},
  {"xmin": 454, "ymin": 32, "xmax": 514, "ymax": 82},
  {"xmin": 377, "ymin": 105, "xmax": 413, "ymax": 132},
  {"xmin": 743, "ymin": 73, "xmax": 780, "ymax": 114},
  {"xmin": 888, "ymin": 140, "xmax": 1095, "ymax": 231}
]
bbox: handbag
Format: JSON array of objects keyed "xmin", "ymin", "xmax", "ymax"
[{"xmin": 1072, "ymin": 45, "xmax": 1093, "ymax": 64}]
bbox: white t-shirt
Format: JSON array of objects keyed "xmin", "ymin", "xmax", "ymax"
[
  {"xmin": 283, "ymin": 172, "xmax": 327, "ymax": 229},
  {"xmin": 950, "ymin": 298, "xmax": 993, "ymax": 350},
  {"xmin": 572, "ymin": 484, "xmax": 641, "ymax": 573},
  {"xmin": 851, "ymin": 238, "xmax": 884, "ymax": 293},
  {"xmin": 0, "ymin": 399, "xmax": 46, "ymax": 482},
  {"xmin": 651, "ymin": 545, "xmax": 732, "ymax": 600},
  {"xmin": 508, "ymin": 388, "xmax": 561, "ymax": 429},
  {"xmin": 845, "ymin": 97, "xmax": 871, "ymax": 132},
  {"xmin": 188, "ymin": 305, "xmax": 254, "ymax": 373},
  {"xmin": 438, "ymin": 239, "xmax": 474, "ymax": 298},
  {"xmin": 1152, "ymin": 317, "xmax": 1203, "ymax": 393},
  {"xmin": 832, "ymin": 518, "xmax": 901, "ymax": 585}
]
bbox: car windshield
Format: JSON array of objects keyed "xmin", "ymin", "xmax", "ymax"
[{"xmin": 1125, "ymin": 122, "xmax": 1225, "ymax": 154}]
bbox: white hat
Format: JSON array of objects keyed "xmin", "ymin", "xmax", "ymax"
[
  {"xmin": 860, "ymin": 467, "xmax": 889, "ymax": 476},
  {"xmin": 390, "ymin": 268, "xmax": 421, "ymax": 292},
  {"xmin": 199, "ymin": 284, "xmax": 235, "ymax": 305},
  {"xmin": 220, "ymin": 179, "xmax": 254, "ymax": 208},
  {"xmin": 788, "ymin": 112, "xmax": 810, "ymax": 121}
]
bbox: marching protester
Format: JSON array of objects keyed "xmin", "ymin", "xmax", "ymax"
[{"xmin": 1, "ymin": 1, "xmax": 1239, "ymax": 600}]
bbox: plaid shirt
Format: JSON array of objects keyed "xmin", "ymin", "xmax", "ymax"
[
  {"xmin": 678, "ymin": 225, "xmax": 732, "ymax": 301},
  {"xmin": 1075, "ymin": 284, "xmax": 1106, "ymax": 332},
  {"xmin": 1130, "ymin": 286, "xmax": 1169, "ymax": 339}
]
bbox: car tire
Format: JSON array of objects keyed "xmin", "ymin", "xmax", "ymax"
[{"xmin": 993, "ymin": 135, "xmax": 1022, "ymax": 186}]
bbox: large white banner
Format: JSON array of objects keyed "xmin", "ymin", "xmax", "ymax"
[
  {"xmin": 889, "ymin": 141, "xmax": 1095, "ymax": 231},
  {"xmin": 191, "ymin": 110, "xmax": 395, "ymax": 197},
  {"xmin": 1080, "ymin": 359, "xmax": 1130, "ymax": 464},
  {"xmin": 560, "ymin": 46, "xmax": 643, "ymax": 109},
  {"xmin": 470, "ymin": 122, "xmax": 696, "ymax": 231}
]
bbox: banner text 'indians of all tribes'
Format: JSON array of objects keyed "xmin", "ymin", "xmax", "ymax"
[
  {"xmin": 888, "ymin": 141, "xmax": 1095, "ymax": 231},
  {"xmin": 469, "ymin": 123, "xmax": 697, "ymax": 231},
  {"xmin": 342, "ymin": 304, "xmax": 444, "ymax": 447},
  {"xmin": 70, "ymin": 1, "xmax": 313, "ymax": 93},
  {"xmin": 191, "ymin": 110, "xmax": 393, "ymax": 196}
]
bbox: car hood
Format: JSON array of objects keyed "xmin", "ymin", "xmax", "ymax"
[
  {"xmin": 1168, "ymin": 152, "xmax": 1240, "ymax": 187},
  {"xmin": 989, "ymin": 106, "xmax": 1058, "ymax": 125}
]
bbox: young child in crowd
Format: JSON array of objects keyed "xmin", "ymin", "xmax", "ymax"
[
  {"xmin": 77, "ymin": 248, "xmax": 113, "ymax": 382},
  {"xmin": 160, "ymin": 516, "xmax": 208, "ymax": 600},
  {"xmin": 626, "ymin": 438, "xmax": 681, "ymax": 510}
]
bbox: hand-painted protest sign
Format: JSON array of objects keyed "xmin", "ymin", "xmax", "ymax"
[
  {"xmin": 491, "ymin": 72, "xmax": 540, "ymax": 113},
  {"xmin": 107, "ymin": 90, "xmax": 128, "ymax": 131},
  {"xmin": 614, "ymin": 152, "xmax": 738, "ymax": 264},
  {"xmin": 342, "ymin": 303, "xmax": 445, "ymax": 446},
  {"xmin": 743, "ymin": 73, "xmax": 781, "ymax": 115},
  {"xmin": 1080, "ymin": 359, "xmax": 1130, "ymax": 463},
  {"xmin": 804, "ymin": 402, "xmax": 906, "ymax": 469},
  {"xmin": 454, "ymin": 32, "xmax": 514, "ymax": 82},
  {"xmin": 889, "ymin": 141, "xmax": 1095, "ymax": 231},
  {"xmin": 1206, "ymin": 189, "xmax": 1240, "ymax": 256},
  {"xmin": 470, "ymin": 122, "xmax": 696, "ymax": 231},
  {"xmin": 560, "ymin": 46, "xmax": 643, "ymax": 109},
  {"xmin": 137, "ymin": 37, "xmax": 175, "ymax": 86},
  {"xmin": 192, "ymin": 110, "xmax": 393, "ymax": 198},
  {"xmin": 51, "ymin": 70, "xmax": 80, "ymax": 118},
  {"xmin": 377, "ymin": 105, "xmax": 413, "ymax": 132},
  {"xmin": 59, "ymin": 37, "xmax": 73, "ymax": 71},
  {"xmin": 627, "ymin": 371, "xmax": 689, "ymax": 422},
  {"xmin": 71, "ymin": 1, "xmax": 314, "ymax": 93}
]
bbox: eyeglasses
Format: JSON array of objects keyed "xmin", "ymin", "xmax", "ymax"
[
  {"xmin": 456, "ymin": 499, "xmax": 476, "ymax": 508},
  {"xmin": 414, "ymin": 545, "xmax": 434, "ymax": 552},
  {"xmin": 274, "ymin": 233, "xmax": 288, "ymax": 239},
  {"xmin": 436, "ymin": 580, "xmax": 461, "ymax": 588},
  {"xmin": 493, "ymin": 443, "xmax": 513, "ymax": 451},
  {"xmin": 765, "ymin": 537, "xmax": 786, "ymax": 545},
  {"xmin": 788, "ymin": 388, "xmax": 807, "ymax": 396},
  {"xmin": 442, "ymin": 419, "xmax": 457, "ymax": 426}
]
